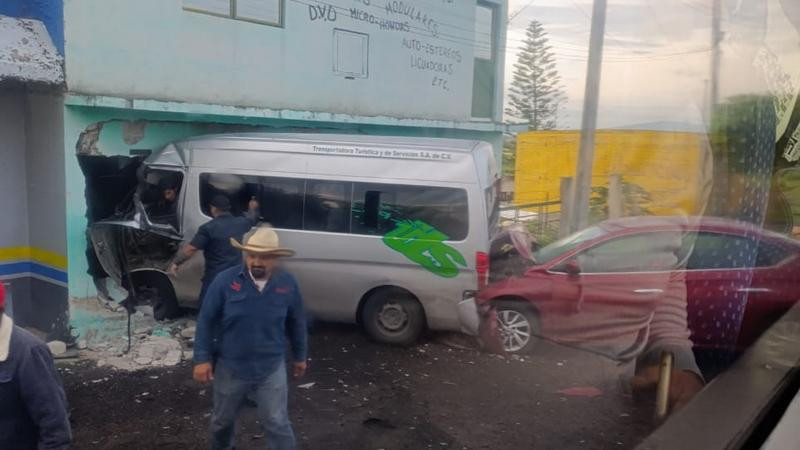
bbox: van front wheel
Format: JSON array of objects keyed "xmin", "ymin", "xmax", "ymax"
[{"xmin": 362, "ymin": 290, "xmax": 425, "ymax": 346}]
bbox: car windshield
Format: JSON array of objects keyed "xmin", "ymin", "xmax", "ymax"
[{"xmin": 533, "ymin": 225, "xmax": 605, "ymax": 264}]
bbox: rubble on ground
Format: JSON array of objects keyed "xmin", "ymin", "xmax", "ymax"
[{"xmin": 69, "ymin": 297, "xmax": 196, "ymax": 371}]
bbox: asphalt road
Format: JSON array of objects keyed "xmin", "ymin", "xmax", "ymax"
[{"xmin": 61, "ymin": 324, "xmax": 659, "ymax": 449}]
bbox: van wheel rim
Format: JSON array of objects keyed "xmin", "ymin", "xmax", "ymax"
[
  {"xmin": 377, "ymin": 303, "xmax": 408, "ymax": 332},
  {"xmin": 497, "ymin": 310, "xmax": 531, "ymax": 352}
]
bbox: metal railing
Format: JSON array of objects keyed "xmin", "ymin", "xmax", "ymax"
[{"xmin": 500, "ymin": 200, "xmax": 563, "ymax": 241}]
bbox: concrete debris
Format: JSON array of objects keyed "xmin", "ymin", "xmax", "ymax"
[
  {"xmin": 47, "ymin": 340, "xmax": 67, "ymax": 356},
  {"xmin": 69, "ymin": 298, "xmax": 197, "ymax": 371},
  {"xmin": 180, "ymin": 327, "xmax": 196, "ymax": 339}
]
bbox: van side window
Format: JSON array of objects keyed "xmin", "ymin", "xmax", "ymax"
[
  {"xmin": 259, "ymin": 177, "xmax": 304, "ymax": 229},
  {"xmin": 304, "ymin": 180, "xmax": 352, "ymax": 233},
  {"xmin": 199, "ymin": 173, "xmax": 303, "ymax": 230},
  {"xmin": 199, "ymin": 173, "xmax": 260, "ymax": 218},
  {"xmin": 352, "ymin": 183, "xmax": 469, "ymax": 241}
]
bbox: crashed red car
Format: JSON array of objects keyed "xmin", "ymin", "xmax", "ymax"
[{"xmin": 476, "ymin": 216, "xmax": 800, "ymax": 356}]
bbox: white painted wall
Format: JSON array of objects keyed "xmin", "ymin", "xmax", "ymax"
[
  {"xmin": 0, "ymin": 91, "xmax": 30, "ymax": 248},
  {"xmin": 25, "ymin": 93, "xmax": 66, "ymax": 257},
  {"xmin": 64, "ymin": 0, "xmax": 500, "ymax": 121}
]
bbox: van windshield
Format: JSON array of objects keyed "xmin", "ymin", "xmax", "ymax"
[{"xmin": 138, "ymin": 168, "xmax": 183, "ymax": 231}]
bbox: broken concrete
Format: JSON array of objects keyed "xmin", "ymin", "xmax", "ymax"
[
  {"xmin": 0, "ymin": 16, "xmax": 64, "ymax": 85},
  {"xmin": 69, "ymin": 298, "xmax": 197, "ymax": 371},
  {"xmin": 47, "ymin": 340, "xmax": 67, "ymax": 355}
]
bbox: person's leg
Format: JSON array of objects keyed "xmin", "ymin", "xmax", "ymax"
[
  {"xmin": 210, "ymin": 363, "xmax": 249, "ymax": 450},
  {"xmin": 254, "ymin": 362, "xmax": 295, "ymax": 450}
]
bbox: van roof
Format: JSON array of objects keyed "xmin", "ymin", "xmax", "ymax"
[
  {"xmin": 148, "ymin": 133, "xmax": 487, "ymax": 167},
  {"xmin": 148, "ymin": 133, "xmax": 498, "ymax": 186},
  {"xmin": 175, "ymin": 133, "xmax": 484, "ymax": 151}
]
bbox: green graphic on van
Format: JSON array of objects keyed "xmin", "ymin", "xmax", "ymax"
[{"xmin": 382, "ymin": 220, "xmax": 467, "ymax": 278}]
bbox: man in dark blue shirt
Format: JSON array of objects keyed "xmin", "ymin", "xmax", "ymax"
[
  {"xmin": 0, "ymin": 284, "xmax": 72, "ymax": 450},
  {"xmin": 193, "ymin": 226, "xmax": 308, "ymax": 450},
  {"xmin": 171, "ymin": 195, "xmax": 259, "ymax": 307}
]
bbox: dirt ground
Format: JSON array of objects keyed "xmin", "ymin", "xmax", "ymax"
[{"xmin": 60, "ymin": 324, "xmax": 658, "ymax": 449}]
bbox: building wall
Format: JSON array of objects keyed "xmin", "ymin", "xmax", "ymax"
[
  {"xmin": 64, "ymin": 106, "xmax": 502, "ymax": 298},
  {"xmin": 64, "ymin": 0, "xmax": 503, "ymax": 122},
  {"xmin": 0, "ymin": 90, "xmax": 69, "ymax": 338},
  {"xmin": 0, "ymin": 91, "xmax": 31, "ymax": 252}
]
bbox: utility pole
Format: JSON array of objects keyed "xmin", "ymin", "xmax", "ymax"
[
  {"xmin": 710, "ymin": 0, "xmax": 721, "ymax": 109},
  {"xmin": 709, "ymin": 0, "xmax": 727, "ymax": 215},
  {"xmin": 570, "ymin": 0, "xmax": 607, "ymax": 233}
]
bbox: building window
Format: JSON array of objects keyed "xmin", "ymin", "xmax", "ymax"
[
  {"xmin": 183, "ymin": 0, "xmax": 283, "ymax": 27},
  {"xmin": 471, "ymin": 1, "xmax": 497, "ymax": 119},
  {"xmin": 333, "ymin": 29, "xmax": 369, "ymax": 79}
]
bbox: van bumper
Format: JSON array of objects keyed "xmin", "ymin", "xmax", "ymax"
[{"xmin": 457, "ymin": 296, "xmax": 480, "ymax": 336}]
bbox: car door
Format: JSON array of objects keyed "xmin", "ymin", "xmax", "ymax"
[
  {"xmin": 545, "ymin": 231, "xmax": 682, "ymax": 358},
  {"xmin": 683, "ymin": 231, "xmax": 796, "ymax": 352}
]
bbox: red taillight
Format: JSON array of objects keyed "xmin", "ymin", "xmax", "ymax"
[{"xmin": 476, "ymin": 251, "xmax": 489, "ymax": 289}]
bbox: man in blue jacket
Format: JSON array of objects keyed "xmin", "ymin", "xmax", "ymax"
[
  {"xmin": 0, "ymin": 283, "xmax": 72, "ymax": 449},
  {"xmin": 193, "ymin": 226, "xmax": 308, "ymax": 450}
]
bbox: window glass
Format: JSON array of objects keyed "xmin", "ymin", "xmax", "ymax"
[
  {"xmin": 140, "ymin": 169, "xmax": 184, "ymax": 231},
  {"xmin": 304, "ymin": 180, "xmax": 352, "ymax": 233},
  {"xmin": 199, "ymin": 173, "xmax": 303, "ymax": 229},
  {"xmin": 199, "ymin": 173, "xmax": 259, "ymax": 218},
  {"xmin": 184, "ymin": 0, "xmax": 282, "ymax": 26},
  {"xmin": 259, "ymin": 176, "xmax": 304, "ymax": 230},
  {"xmin": 183, "ymin": 0, "xmax": 231, "ymax": 16},
  {"xmin": 235, "ymin": 0, "xmax": 281, "ymax": 25},
  {"xmin": 351, "ymin": 183, "xmax": 469, "ymax": 241},
  {"xmin": 577, "ymin": 232, "xmax": 682, "ymax": 273},
  {"xmin": 687, "ymin": 233, "xmax": 790, "ymax": 269},
  {"xmin": 533, "ymin": 225, "xmax": 605, "ymax": 265}
]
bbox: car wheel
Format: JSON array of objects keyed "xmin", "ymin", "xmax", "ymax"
[
  {"xmin": 495, "ymin": 301, "xmax": 540, "ymax": 353},
  {"xmin": 362, "ymin": 289, "xmax": 425, "ymax": 346}
]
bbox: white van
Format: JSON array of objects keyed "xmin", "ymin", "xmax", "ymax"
[{"xmin": 89, "ymin": 133, "xmax": 499, "ymax": 344}]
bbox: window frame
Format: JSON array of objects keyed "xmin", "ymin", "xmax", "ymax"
[{"xmin": 183, "ymin": 0, "xmax": 284, "ymax": 28}]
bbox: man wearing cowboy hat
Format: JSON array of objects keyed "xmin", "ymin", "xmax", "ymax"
[{"xmin": 193, "ymin": 225, "xmax": 308, "ymax": 450}]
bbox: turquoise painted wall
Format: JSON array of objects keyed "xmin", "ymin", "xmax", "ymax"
[
  {"xmin": 65, "ymin": 106, "xmax": 502, "ymax": 297},
  {"xmin": 64, "ymin": 0, "xmax": 506, "ymax": 123}
]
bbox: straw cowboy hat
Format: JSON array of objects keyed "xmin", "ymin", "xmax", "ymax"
[{"xmin": 230, "ymin": 226, "xmax": 295, "ymax": 257}]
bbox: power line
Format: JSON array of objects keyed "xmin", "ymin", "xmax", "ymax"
[{"xmin": 509, "ymin": 0, "xmax": 536, "ymax": 24}]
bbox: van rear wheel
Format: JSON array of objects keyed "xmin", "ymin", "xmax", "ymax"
[{"xmin": 362, "ymin": 290, "xmax": 425, "ymax": 346}]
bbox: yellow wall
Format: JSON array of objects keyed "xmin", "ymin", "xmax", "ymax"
[{"xmin": 514, "ymin": 130, "xmax": 711, "ymax": 217}]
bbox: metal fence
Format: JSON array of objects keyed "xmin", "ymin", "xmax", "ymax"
[{"xmin": 499, "ymin": 200, "xmax": 563, "ymax": 242}]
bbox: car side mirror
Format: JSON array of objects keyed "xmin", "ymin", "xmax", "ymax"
[{"xmin": 564, "ymin": 259, "xmax": 581, "ymax": 276}]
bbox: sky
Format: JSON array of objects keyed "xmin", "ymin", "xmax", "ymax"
[{"xmin": 501, "ymin": 0, "xmax": 786, "ymax": 130}]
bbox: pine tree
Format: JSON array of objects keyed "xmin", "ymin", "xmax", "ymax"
[{"xmin": 506, "ymin": 21, "xmax": 565, "ymax": 130}]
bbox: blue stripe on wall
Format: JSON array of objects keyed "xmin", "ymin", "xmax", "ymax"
[{"xmin": 0, "ymin": 262, "xmax": 69, "ymax": 284}]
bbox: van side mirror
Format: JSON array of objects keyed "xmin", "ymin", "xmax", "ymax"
[{"xmin": 564, "ymin": 259, "xmax": 581, "ymax": 276}]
